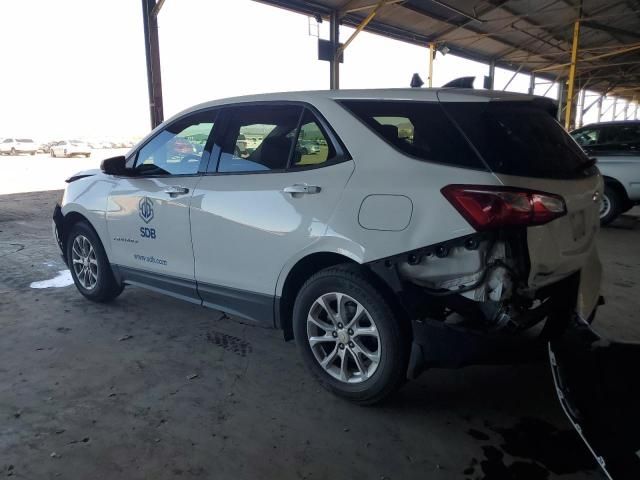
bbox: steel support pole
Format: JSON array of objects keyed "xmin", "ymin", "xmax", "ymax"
[
  {"xmin": 428, "ymin": 43, "xmax": 435, "ymax": 88},
  {"xmin": 597, "ymin": 95, "xmax": 603, "ymax": 122},
  {"xmin": 635, "ymin": 103, "xmax": 639, "ymax": 120},
  {"xmin": 612, "ymin": 98, "xmax": 618, "ymax": 120},
  {"xmin": 528, "ymin": 73, "xmax": 535, "ymax": 95},
  {"xmin": 557, "ymin": 81, "xmax": 567, "ymax": 122},
  {"xmin": 564, "ymin": 18, "xmax": 581, "ymax": 130},
  {"xmin": 142, "ymin": 0, "xmax": 164, "ymax": 129},
  {"xmin": 578, "ymin": 88, "xmax": 586, "ymax": 127},
  {"xmin": 330, "ymin": 10, "xmax": 340, "ymax": 90},
  {"xmin": 487, "ymin": 60, "xmax": 495, "ymax": 90}
]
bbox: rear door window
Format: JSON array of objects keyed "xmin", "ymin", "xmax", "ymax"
[
  {"xmin": 442, "ymin": 101, "xmax": 593, "ymax": 179},
  {"xmin": 599, "ymin": 124, "xmax": 640, "ymax": 151},
  {"xmin": 340, "ymin": 100, "xmax": 484, "ymax": 170}
]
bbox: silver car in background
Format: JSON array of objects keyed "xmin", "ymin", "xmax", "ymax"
[
  {"xmin": 50, "ymin": 140, "xmax": 92, "ymax": 158},
  {"xmin": 571, "ymin": 121, "xmax": 640, "ymax": 224}
]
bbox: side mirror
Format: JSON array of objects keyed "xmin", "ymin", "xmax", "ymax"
[{"xmin": 100, "ymin": 156, "xmax": 129, "ymax": 176}]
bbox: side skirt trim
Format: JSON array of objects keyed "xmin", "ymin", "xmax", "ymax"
[{"xmin": 113, "ymin": 265, "xmax": 274, "ymax": 326}]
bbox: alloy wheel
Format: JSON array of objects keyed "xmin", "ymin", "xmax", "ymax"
[
  {"xmin": 71, "ymin": 234, "xmax": 98, "ymax": 290},
  {"xmin": 306, "ymin": 292, "xmax": 381, "ymax": 384}
]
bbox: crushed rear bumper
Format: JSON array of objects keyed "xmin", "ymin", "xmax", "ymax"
[{"xmin": 406, "ymin": 272, "xmax": 583, "ymax": 377}]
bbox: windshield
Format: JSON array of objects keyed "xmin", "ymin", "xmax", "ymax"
[{"xmin": 17, "ymin": 138, "xmax": 33, "ymax": 143}]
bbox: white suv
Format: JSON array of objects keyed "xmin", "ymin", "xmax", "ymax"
[
  {"xmin": 0, "ymin": 138, "xmax": 37, "ymax": 155},
  {"xmin": 53, "ymin": 89, "xmax": 603, "ymax": 404}
]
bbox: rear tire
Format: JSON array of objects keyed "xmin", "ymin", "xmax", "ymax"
[
  {"xmin": 600, "ymin": 184, "xmax": 622, "ymax": 226},
  {"xmin": 293, "ymin": 265, "xmax": 408, "ymax": 405},
  {"xmin": 66, "ymin": 221, "xmax": 123, "ymax": 302}
]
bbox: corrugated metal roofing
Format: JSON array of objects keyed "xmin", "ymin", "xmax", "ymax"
[{"xmin": 256, "ymin": 0, "xmax": 640, "ymax": 100}]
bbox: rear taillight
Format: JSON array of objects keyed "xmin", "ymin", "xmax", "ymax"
[{"xmin": 441, "ymin": 185, "xmax": 566, "ymax": 231}]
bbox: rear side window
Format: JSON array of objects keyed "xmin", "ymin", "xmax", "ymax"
[
  {"xmin": 601, "ymin": 124, "xmax": 640, "ymax": 147},
  {"xmin": 442, "ymin": 101, "xmax": 593, "ymax": 179},
  {"xmin": 339, "ymin": 100, "xmax": 484, "ymax": 170},
  {"xmin": 290, "ymin": 110, "xmax": 336, "ymax": 169}
]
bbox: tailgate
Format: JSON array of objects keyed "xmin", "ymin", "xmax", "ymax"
[
  {"xmin": 439, "ymin": 93, "xmax": 603, "ymax": 317},
  {"xmin": 494, "ymin": 173, "xmax": 602, "ymax": 317}
]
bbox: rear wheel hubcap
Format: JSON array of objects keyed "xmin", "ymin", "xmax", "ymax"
[{"xmin": 306, "ymin": 292, "xmax": 381, "ymax": 384}]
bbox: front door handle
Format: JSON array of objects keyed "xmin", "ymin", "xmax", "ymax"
[
  {"xmin": 164, "ymin": 185, "xmax": 190, "ymax": 197},
  {"xmin": 283, "ymin": 184, "xmax": 321, "ymax": 195}
]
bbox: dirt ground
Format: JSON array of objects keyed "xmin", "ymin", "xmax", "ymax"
[{"xmin": 1, "ymin": 190, "xmax": 638, "ymax": 480}]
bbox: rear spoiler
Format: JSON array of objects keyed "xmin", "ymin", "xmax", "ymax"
[{"xmin": 436, "ymin": 76, "xmax": 559, "ymax": 118}]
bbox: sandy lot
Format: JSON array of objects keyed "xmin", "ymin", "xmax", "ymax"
[
  {"xmin": 1, "ymin": 187, "xmax": 638, "ymax": 479},
  {"xmin": 0, "ymin": 149, "xmax": 129, "ymax": 195}
]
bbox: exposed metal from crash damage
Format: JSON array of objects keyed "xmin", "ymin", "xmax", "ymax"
[{"xmin": 368, "ymin": 232, "xmax": 571, "ymax": 338}]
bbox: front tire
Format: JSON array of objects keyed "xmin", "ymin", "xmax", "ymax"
[
  {"xmin": 293, "ymin": 265, "xmax": 408, "ymax": 405},
  {"xmin": 600, "ymin": 184, "xmax": 622, "ymax": 226},
  {"xmin": 66, "ymin": 221, "xmax": 123, "ymax": 302}
]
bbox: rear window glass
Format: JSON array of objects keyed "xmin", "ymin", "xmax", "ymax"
[
  {"xmin": 442, "ymin": 101, "xmax": 593, "ymax": 179},
  {"xmin": 339, "ymin": 100, "xmax": 484, "ymax": 170}
]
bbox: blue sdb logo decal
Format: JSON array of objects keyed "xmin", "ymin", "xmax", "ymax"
[
  {"xmin": 140, "ymin": 227, "xmax": 156, "ymax": 239},
  {"xmin": 139, "ymin": 196, "xmax": 154, "ymax": 224}
]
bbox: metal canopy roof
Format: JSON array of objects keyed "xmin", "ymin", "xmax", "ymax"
[{"xmin": 256, "ymin": 0, "xmax": 640, "ymax": 99}]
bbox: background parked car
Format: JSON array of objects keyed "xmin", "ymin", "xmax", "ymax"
[
  {"xmin": 571, "ymin": 120, "xmax": 640, "ymax": 224},
  {"xmin": 298, "ymin": 140, "xmax": 320, "ymax": 155},
  {"xmin": 39, "ymin": 141, "xmax": 58, "ymax": 154},
  {"xmin": 0, "ymin": 138, "xmax": 37, "ymax": 155},
  {"xmin": 50, "ymin": 140, "xmax": 91, "ymax": 158}
]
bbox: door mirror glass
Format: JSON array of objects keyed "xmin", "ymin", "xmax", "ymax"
[{"xmin": 100, "ymin": 155, "xmax": 128, "ymax": 176}]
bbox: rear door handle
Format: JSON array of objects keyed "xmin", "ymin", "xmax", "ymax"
[
  {"xmin": 164, "ymin": 185, "xmax": 190, "ymax": 197},
  {"xmin": 283, "ymin": 184, "xmax": 321, "ymax": 195}
]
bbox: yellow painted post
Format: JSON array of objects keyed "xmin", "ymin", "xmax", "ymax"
[
  {"xmin": 565, "ymin": 18, "xmax": 581, "ymax": 130},
  {"xmin": 428, "ymin": 43, "xmax": 435, "ymax": 88}
]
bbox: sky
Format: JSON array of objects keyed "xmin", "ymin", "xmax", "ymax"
[{"xmin": 0, "ymin": 0, "xmax": 636, "ymax": 141}]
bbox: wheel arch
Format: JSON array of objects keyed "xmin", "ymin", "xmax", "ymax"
[
  {"xmin": 59, "ymin": 210, "xmax": 104, "ymax": 262},
  {"xmin": 276, "ymin": 251, "xmax": 410, "ymax": 343},
  {"xmin": 277, "ymin": 252, "xmax": 356, "ymax": 340},
  {"xmin": 603, "ymin": 176, "xmax": 631, "ymax": 205}
]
